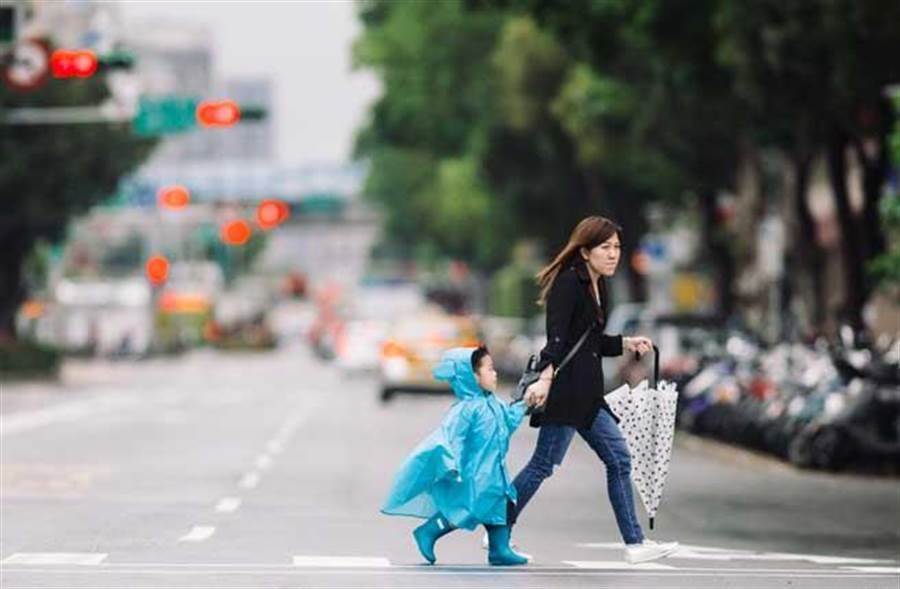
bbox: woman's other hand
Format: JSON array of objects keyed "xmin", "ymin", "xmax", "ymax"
[{"xmin": 622, "ymin": 336, "xmax": 653, "ymax": 356}]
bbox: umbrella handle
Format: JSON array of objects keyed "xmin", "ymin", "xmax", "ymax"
[{"xmin": 633, "ymin": 344, "xmax": 660, "ymax": 388}]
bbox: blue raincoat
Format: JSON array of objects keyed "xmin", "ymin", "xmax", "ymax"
[{"xmin": 381, "ymin": 347, "xmax": 527, "ymax": 530}]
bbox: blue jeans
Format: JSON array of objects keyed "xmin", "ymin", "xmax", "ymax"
[{"xmin": 510, "ymin": 409, "xmax": 644, "ymax": 545}]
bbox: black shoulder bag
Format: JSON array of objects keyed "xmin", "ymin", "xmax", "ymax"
[{"xmin": 512, "ymin": 324, "xmax": 594, "ymax": 412}]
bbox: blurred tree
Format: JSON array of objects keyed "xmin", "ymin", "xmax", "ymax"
[
  {"xmin": 0, "ymin": 64, "xmax": 157, "ymax": 341},
  {"xmin": 718, "ymin": 0, "xmax": 900, "ymax": 332},
  {"xmin": 353, "ymin": 0, "xmax": 513, "ymax": 269},
  {"xmin": 500, "ymin": 0, "xmax": 741, "ymax": 314},
  {"xmin": 355, "ymin": 0, "xmax": 899, "ymax": 331},
  {"xmin": 868, "ymin": 90, "xmax": 900, "ymax": 293}
]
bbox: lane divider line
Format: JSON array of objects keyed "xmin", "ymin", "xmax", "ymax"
[
  {"xmin": 215, "ymin": 497, "xmax": 242, "ymax": 513},
  {"xmin": 178, "ymin": 526, "xmax": 215, "ymax": 543},
  {"xmin": 255, "ymin": 455, "xmax": 273, "ymax": 470},
  {"xmin": 239, "ymin": 472, "xmax": 260, "ymax": 489}
]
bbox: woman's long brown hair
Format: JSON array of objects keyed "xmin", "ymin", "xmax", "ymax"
[{"xmin": 536, "ymin": 216, "xmax": 623, "ymax": 306}]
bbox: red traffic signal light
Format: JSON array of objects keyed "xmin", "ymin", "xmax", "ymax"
[
  {"xmin": 196, "ymin": 100, "xmax": 240, "ymax": 127},
  {"xmin": 221, "ymin": 219, "xmax": 252, "ymax": 246},
  {"xmin": 157, "ymin": 185, "xmax": 191, "ymax": 210},
  {"xmin": 256, "ymin": 199, "xmax": 290, "ymax": 229},
  {"xmin": 145, "ymin": 254, "xmax": 170, "ymax": 286},
  {"xmin": 50, "ymin": 49, "xmax": 98, "ymax": 78}
]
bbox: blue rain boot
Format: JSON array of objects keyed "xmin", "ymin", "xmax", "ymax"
[
  {"xmin": 413, "ymin": 514, "xmax": 455, "ymax": 564},
  {"xmin": 486, "ymin": 524, "xmax": 529, "ymax": 566}
]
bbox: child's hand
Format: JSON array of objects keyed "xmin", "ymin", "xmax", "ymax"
[{"xmin": 524, "ymin": 378, "xmax": 551, "ymax": 408}]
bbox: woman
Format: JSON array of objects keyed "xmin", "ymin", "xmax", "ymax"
[{"xmin": 514, "ymin": 215, "xmax": 679, "ymax": 564}]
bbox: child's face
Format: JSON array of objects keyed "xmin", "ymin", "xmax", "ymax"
[{"xmin": 475, "ymin": 355, "xmax": 498, "ymax": 392}]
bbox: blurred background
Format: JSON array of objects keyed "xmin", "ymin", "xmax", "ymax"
[{"xmin": 1, "ymin": 0, "xmax": 899, "ymax": 583}]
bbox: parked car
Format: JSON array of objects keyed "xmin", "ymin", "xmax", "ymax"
[
  {"xmin": 334, "ymin": 282, "xmax": 425, "ymax": 374},
  {"xmin": 379, "ymin": 309, "xmax": 481, "ymax": 401}
]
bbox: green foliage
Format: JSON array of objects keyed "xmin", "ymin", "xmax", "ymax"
[
  {"xmin": 492, "ymin": 16, "xmax": 568, "ymax": 131},
  {"xmin": 353, "ymin": 0, "xmax": 513, "ymax": 268},
  {"xmin": 869, "ymin": 90, "xmax": 900, "ymax": 291},
  {"xmin": 353, "ymin": 0, "xmax": 900, "ymax": 319},
  {"xmin": 0, "ymin": 340, "xmax": 62, "ymax": 379}
]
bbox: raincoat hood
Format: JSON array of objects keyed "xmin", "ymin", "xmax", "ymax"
[{"xmin": 432, "ymin": 347, "xmax": 484, "ymax": 400}]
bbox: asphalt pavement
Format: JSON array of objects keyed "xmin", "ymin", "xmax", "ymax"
[{"xmin": 1, "ymin": 338, "xmax": 898, "ymax": 588}]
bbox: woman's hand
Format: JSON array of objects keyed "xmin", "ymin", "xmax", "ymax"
[
  {"xmin": 623, "ymin": 336, "xmax": 653, "ymax": 356},
  {"xmin": 524, "ymin": 364, "xmax": 554, "ymax": 408},
  {"xmin": 524, "ymin": 378, "xmax": 551, "ymax": 408}
]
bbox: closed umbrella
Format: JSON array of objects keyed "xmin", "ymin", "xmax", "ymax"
[{"xmin": 605, "ymin": 345, "xmax": 679, "ymax": 530}]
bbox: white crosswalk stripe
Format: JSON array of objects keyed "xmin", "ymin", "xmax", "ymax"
[
  {"xmin": 1, "ymin": 553, "xmax": 107, "ymax": 565},
  {"xmin": 575, "ymin": 542, "xmax": 897, "ymax": 567},
  {"xmin": 292, "ymin": 556, "xmax": 391, "ymax": 567},
  {"xmin": 565, "ymin": 560, "xmax": 677, "ymax": 570}
]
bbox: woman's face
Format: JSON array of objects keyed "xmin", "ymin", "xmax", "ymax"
[{"xmin": 582, "ymin": 234, "xmax": 621, "ymax": 277}]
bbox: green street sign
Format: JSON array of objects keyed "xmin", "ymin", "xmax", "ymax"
[{"xmin": 133, "ymin": 96, "xmax": 198, "ymax": 136}]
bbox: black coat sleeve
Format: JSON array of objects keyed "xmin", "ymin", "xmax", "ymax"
[
  {"xmin": 599, "ymin": 334, "xmax": 624, "ymax": 357},
  {"xmin": 536, "ymin": 271, "xmax": 578, "ymax": 372}
]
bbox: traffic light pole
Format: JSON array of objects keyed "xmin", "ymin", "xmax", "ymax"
[{"xmin": 0, "ymin": 105, "xmax": 132, "ymax": 125}]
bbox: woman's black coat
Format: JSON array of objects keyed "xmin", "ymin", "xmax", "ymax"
[{"xmin": 532, "ymin": 261, "xmax": 624, "ymax": 429}]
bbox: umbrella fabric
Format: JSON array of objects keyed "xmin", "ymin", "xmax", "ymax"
[{"xmin": 605, "ymin": 378, "xmax": 679, "ymax": 529}]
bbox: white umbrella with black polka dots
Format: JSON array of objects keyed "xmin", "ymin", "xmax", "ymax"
[{"xmin": 605, "ymin": 346, "xmax": 679, "ymax": 530}]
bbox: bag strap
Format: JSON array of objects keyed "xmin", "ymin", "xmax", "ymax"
[{"xmin": 553, "ymin": 324, "xmax": 594, "ymax": 377}]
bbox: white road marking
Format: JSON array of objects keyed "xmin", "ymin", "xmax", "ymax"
[
  {"xmin": 1, "ymin": 562, "xmax": 895, "ymax": 579},
  {"xmin": 0, "ymin": 553, "xmax": 107, "ymax": 565},
  {"xmin": 255, "ymin": 454, "xmax": 273, "ymax": 470},
  {"xmin": 214, "ymin": 497, "xmax": 242, "ymax": 513},
  {"xmin": 565, "ymin": 560, "xmax": 677, "ymax": 570},
  {"xmin": 577, "ymin": 542, "xmax": 897, "ymax": 566},
  {"xmin": 668, "ymin": 549, "xmax": 734, "ymax": 561},
  {"xmin": 773, "ymin": 553, "xmax": 891, "ymax": 565},
  {"xmin": 842, "ymin": 567, "xmax": 900, "ymax": 574},
  {"xmin": 177, "ymin": 525, "xmax": 215, "ymax": 542},
  {"xmin": 239, "ymin": 472, "xmax": 260, "ymax": 489},
  {"xmin": 292, "ymin": 556, "xmax": 391, "ymax": 568},
  {"xmin": 0, "ymin": 398, "xmax": 136, "ymax": 437}
]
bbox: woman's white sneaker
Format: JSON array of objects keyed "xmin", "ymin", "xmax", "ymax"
[{"xmin": 624, "ymin": 540, "xmax": 679, "ymax": 564}]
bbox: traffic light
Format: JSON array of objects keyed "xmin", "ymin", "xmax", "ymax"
[
  {"xmin": 158, "ymin": 185, "xmax": 191, "ymax": 210},
  {"xmin": 196, "ymin": 99, "xmax": 240, "ymax": 128},
  {"xmin": 145, "ymin": 255, "xmax": 170, "ymax": 286},
  {"xmin": 220, "ymin": 219, "xmax": 252, "ymax": 246},
  {"xmin": 50, "ymin": 49, "xmax": 98, "ymax": 78},
  {"xmin": 256, "ymin": 199, "xmax": 290, "ymax": 230}
]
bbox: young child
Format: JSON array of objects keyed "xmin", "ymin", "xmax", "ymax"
[{"xmin": 381, "ymin": 346, "xmax": 529, "ymax": 566}]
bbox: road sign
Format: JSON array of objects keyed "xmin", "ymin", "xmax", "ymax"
[
  {"xmin": 3, "ymin": 39, "xmax": 49, "ymax": 91},
  {"xmin": 133, "ymin": 96, "xmax": 198, "ymax": 136}
]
